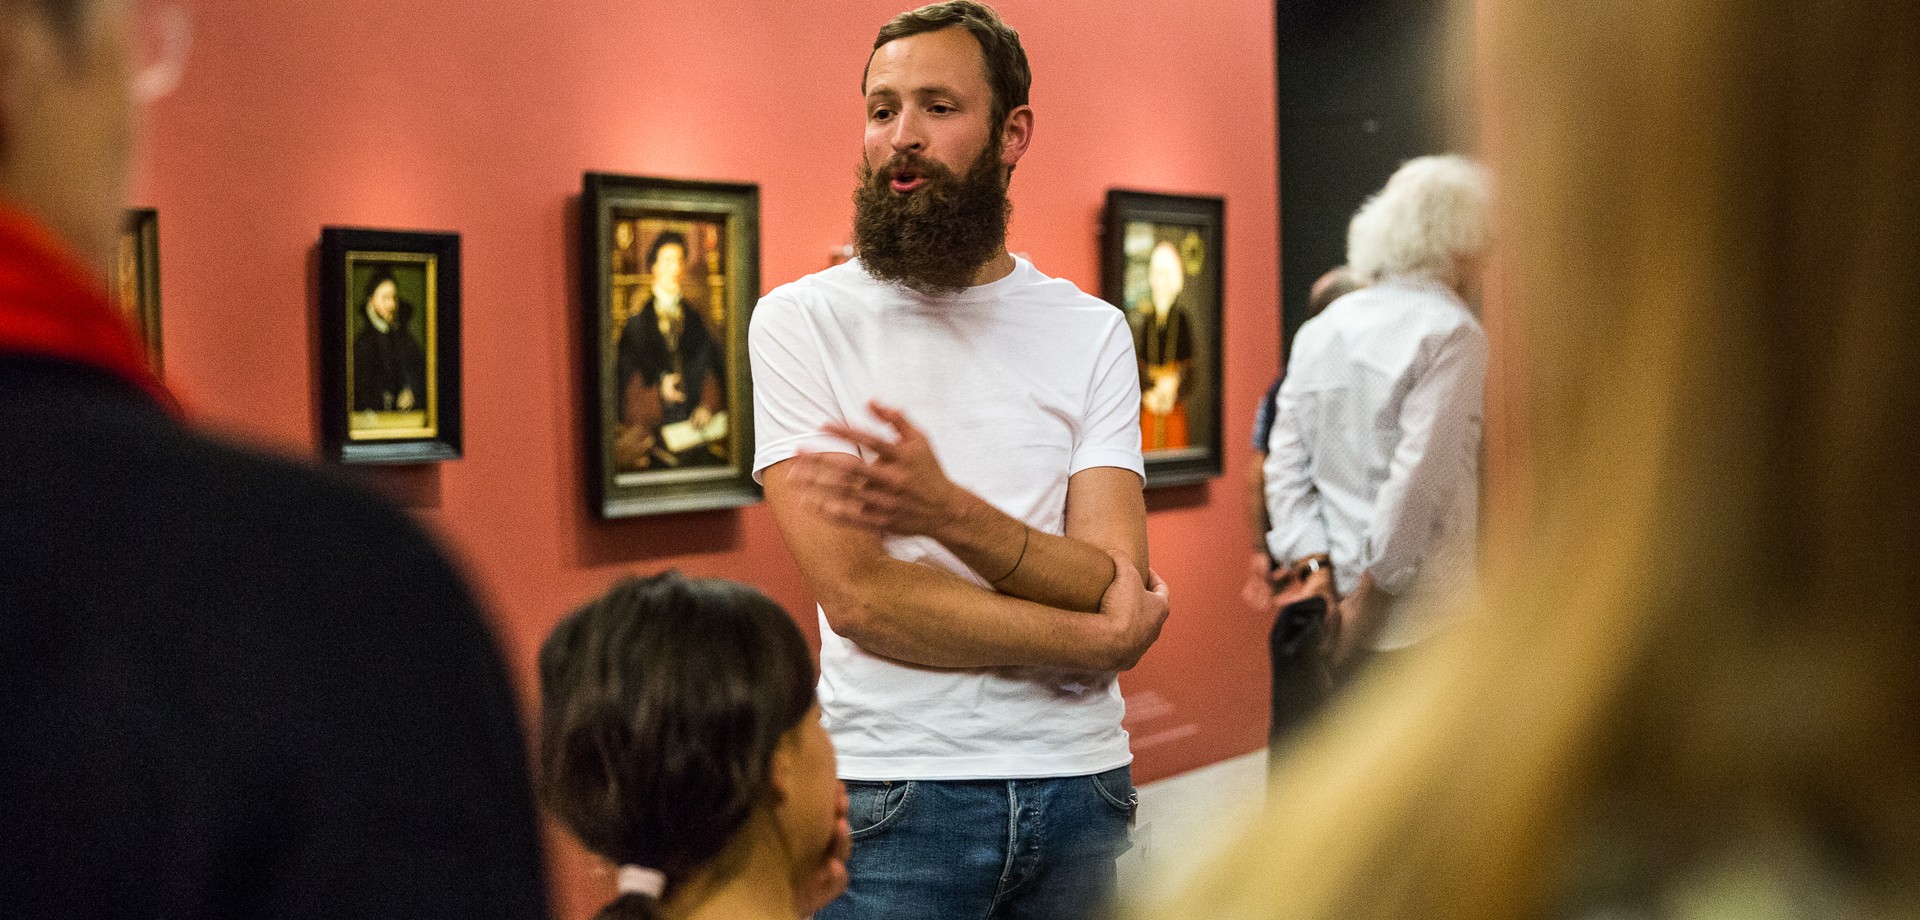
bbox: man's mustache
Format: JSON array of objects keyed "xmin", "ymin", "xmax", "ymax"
[{"xmin": 872, "ymin": 154, "xmax": 955, "ymax": 184}]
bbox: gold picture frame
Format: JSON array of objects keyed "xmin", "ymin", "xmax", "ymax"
[
  {"xmin": 1102, "ymin": 190, "xmax": 1226, "ymax": 488},
  {"xmin": 112, "ymin": 208, "xmax": 162, "ymax": 371},
  {"xmin": 583, "ymin": 173, "xmax": 760, "ymax": 518},
  {"xmin": 319, "ymin": 227, "xmax": 462, "ymax": 464}
]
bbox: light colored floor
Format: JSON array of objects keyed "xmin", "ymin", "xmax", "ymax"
[{"xmin": 1115, "ymin": 748, "xmax": 1270, "ymax": 906}]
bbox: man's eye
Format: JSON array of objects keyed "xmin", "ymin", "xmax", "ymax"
[
  {"xmin": 870, "ymin": 108, "xmax": 894, "ymax": 121},
  {"xmin": 929, "ymin": 104, "xmax": 952, "ymax": 115}
]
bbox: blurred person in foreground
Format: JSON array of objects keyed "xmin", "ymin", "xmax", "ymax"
[
  {"xmin": 1137, "ymin": 2, "xmax": 1920, "ymax": 919},
  {"xmin": 0, "ymin": 1, "xmax": 548, "ymax": 916}
]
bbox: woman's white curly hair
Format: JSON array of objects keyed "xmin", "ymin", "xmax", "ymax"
[{"xmin": 1346, "ymin": 154, "xmax": 1491, "ymax": 285}]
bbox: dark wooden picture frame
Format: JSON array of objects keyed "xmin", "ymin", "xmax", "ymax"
[
  {"xmin": 319, "ymin": 227, "xmax": 462, "ymax": 464},
  {"xmin": 1102, "ymin": 189, "xmax": 1226, "ymax": 488},
  {"xmin": 582, "ymin": 173, "xmax": 760, "ymax": 518},
  {"xmin": 112, "ymin": 208, "xmax": 162, "ymax": 371}
]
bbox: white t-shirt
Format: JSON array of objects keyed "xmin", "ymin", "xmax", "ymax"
[{"xmin": 750, "ymin": 257, "xmax": 1144, "ymax": 780}]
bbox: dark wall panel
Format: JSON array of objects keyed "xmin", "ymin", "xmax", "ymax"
[{"xmin": 1276, "ymin": 0, "xmax": 1452, "ymax": 355}]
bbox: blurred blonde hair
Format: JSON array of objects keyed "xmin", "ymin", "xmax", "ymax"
[{"xmin": 1143, "ymin": 1, "xmax": 1920, "ymax": 918}]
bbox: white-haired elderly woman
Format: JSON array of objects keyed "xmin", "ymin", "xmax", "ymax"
[{"xmin": 1261, "ymin": 154, "xmax": 1493, "ymax": 677}]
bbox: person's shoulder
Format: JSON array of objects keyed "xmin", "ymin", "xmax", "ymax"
[
  {"xmin": 753, "ymin": 262, "xmax": 876, "ymax": 336},
  {"xmin": 1010, "ymin": 258, "xmax": 1105, "ymax": 304},
  {"xmin": 2, "ymin": 369, "xmax": 480, "ymax": 633},
  {"xmin": 1007, "ymin": 259, "xmax": 1128, "ymax": 326},
  {"xmin": 1371, "ymin": 278, "xmax": 1473, "ymax": 316},
  {"xmin": 1331, "ymin": 280, "xmax": 1477, "ymax": 336},
  {"xmin": 760, "ymin": 260, "xmax": 878, "ymax": 310},
  {"xmin": 176, "ymin": 431, "xmax": 468, "ymax": 593},
  {"xmin": 1325, "ymin": 283, "xmax": 1396, "ymax": 316},
  {"xmin": 1293, "ymin": 304, "xmax": 1346, "ymax": 351},
  {"xmin": 1403, "ymin": 287, "xmax": 1484, "ymax": 345}
]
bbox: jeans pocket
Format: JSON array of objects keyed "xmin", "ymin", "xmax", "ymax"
[
  {"xmin": 844, "ymin": 780, "xmax": 916, "ymax": 840},
  {"xmin": 1088, "ymin": 765, "xmax": 1136, "ymax": 817}
]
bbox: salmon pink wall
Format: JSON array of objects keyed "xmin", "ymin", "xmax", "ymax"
[{"xmin": 136, "ymin": 2, "xmax": 1277, "ymax": 915}]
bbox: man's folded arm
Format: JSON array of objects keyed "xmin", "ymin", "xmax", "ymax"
[
  {"xmin": 764, "ymin": 458, "xmax": 1163, "ymax": 672},
  {"xmin": 928, "ymin": 466, "xmax": 1148, "ymax": 613}
]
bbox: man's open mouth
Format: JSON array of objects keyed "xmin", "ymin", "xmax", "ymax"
[{"xmin": 889, "ymin": 166, "xmax": 927, "ymax": 193}]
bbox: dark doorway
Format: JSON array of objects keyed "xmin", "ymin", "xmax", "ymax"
[{"xmin": 1275, "ymin": 0, "xmax": 1462, "ymax": 359}]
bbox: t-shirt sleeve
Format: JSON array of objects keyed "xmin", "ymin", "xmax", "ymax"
[
  {"xmin": 749, "ymin": 293, "xmax": 857, "ymax": 483},
  {"xmin": 1072, "ymin": 313, "xmax": 1146, "ymax": 479}
]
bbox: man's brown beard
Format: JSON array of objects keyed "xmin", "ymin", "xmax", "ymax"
[{"xmin": 852, "ymin": 140, "xmax": 1010, "ymax": 295}]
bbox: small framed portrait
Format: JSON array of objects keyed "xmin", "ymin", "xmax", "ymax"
[
  {"xmin": 582, "ymin": 173, "xmax": 760, "ymax": 518},
  {"xmin": 318, "ymin": 227, "xmax": 462, "ymax": 464},
  {"xmin": 112, "ymin": 208, "xmax": 162, "ymax": 371},
  {"xmin": 1102, "ymin": 190, "xmax": 1225, "ymax": 488}
]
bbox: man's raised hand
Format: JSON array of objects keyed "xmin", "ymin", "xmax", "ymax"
[{"xmin": 785, "ymin": 400, "xmax": 966, "ymax": 537}]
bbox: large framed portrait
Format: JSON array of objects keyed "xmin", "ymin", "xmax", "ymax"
[
  {"xmin": 582, "ymin": 173, "xmax": 760, "ymax": 518},
  {"xmin": 318, "ymin": 227, "xmax": 462, "ymax": 464},
  {"xmin": 112, "ymin": 208, "xmax": 162, "ymax": 371},
  {"xmin": 1102, "ymin": 190, "xmax": 1225, "ymax": 488}
]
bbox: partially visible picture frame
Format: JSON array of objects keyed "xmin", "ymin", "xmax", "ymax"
[
  {"xmin": 583, "ymin": 173, "xmax": 760, "ymax": 518},
  {"xmin": 112, "ymin": 208, "xmax": 162, "ymax": 371},
  {"xmin": 1102, "ymin": 190, "xmax": 1225, "ymax": 488},
  {"xmin": 318, "ymin": 227, "xmax": 462, "ymax": 464}
]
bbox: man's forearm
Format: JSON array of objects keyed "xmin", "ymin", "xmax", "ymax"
[
  {"xmin": 764, "ymin": 456, "xmax": 1153, "ymax": 668},
  {"xmin": 1247, "ymin": 449, "xmax": 1272, "ymax": 553},
  {"xmin": 930, "ymin": 494, "xmax": 1118, "ymax": 612},
  {"xmin": 820, "ymin": 554, "xmax": 1133, "ymax": 671}
]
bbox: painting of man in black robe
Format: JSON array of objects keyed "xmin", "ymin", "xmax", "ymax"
[
  {"xmin": 609, "ymin": 221, "xmax": 729, "ymax": 473},
  {"xmin": 348, "ymin": 262, "xmax": 433, "ymax": 438}
]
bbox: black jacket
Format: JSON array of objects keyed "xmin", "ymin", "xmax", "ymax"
[
  {"xmin": 0, "ymin": 356, "xmax": 548, "ymax": 920},
  {"xmin": 352, "ymin": 300, "xmax": 428, "ymax": 412}
]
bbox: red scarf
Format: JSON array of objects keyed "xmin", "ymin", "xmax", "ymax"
[{"xmin": 0, "ymin": 204, "xmax": 177, "ymax": 412}]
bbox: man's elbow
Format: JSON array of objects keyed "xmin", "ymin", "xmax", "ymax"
[
  {"xmin": 815, "ymin": 578, "xmax": 899, "ymax": 649},
  {"xmin": 1102, "ymin": 642, "xmax": 1148, "ymax": 673}
]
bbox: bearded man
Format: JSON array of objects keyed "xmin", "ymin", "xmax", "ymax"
[{"xmin": 747, "ymin": 3, "xmax": 1170, "ymax": 918}]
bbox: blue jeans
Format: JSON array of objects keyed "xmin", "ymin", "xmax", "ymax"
[{"xmin": 816, "ymin": 766, "xmax": 1135, "ymax": 920}]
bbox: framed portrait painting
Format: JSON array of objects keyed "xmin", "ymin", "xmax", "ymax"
[
  {"xmin": 318, "ymin": 227, "xmax": 462, "ymax": 464},
  {"xmin": 582, "ymin": 173, "xmax": 760, "ymax": 518},
  {"xmin": 1102, "ymin": 190, "xmax": 1225, "ymax": 488},
  {"xmin": 112, "ymin": 208, "xmax": 162, "ymax": 371}
]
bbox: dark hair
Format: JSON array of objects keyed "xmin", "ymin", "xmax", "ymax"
[
  {"xmin": 867, "ymin": 1, "xmax": 1032, "ymax": 129},
  {"xmin": 645, "ymin": 231, "xmax": 689, "ymax": 275},
  {"xmin": 362, "ymin": 267, "xmax": 398, "ymax": 306},
  {"xmin": 538, "ymin": 572, "xmax": 816, "ymax": 920},
  {"xmin": 359, "ymin": 266, "xmax": 412, "ymax": 329}
]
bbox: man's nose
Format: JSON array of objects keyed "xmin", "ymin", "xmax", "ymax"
[{"xmin": 890, "ymin": 111, "xmax": 926, "ymax": 154}]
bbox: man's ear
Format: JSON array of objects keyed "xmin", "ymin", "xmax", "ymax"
[{"xmin": 999, "ymin": 104, "xmax": 1033, "ymax": 167}]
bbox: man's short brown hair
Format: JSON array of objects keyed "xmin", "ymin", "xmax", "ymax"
[{"xmin": 867, "ymin": 1, "xmax": 1032, "ymax": 128}]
